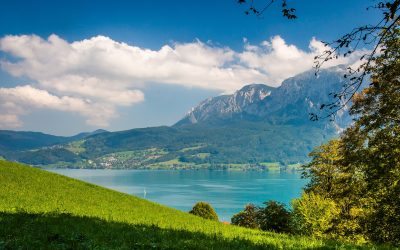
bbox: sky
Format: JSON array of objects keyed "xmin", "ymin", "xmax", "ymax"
[{"xmin": 0, "ymin": 0, "xmax": 381, "ymax": 135}]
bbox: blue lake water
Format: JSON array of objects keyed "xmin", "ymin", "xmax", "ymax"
[{"xmin": 49, "ymin": 169, "xmax": 307, "ymax": 222}]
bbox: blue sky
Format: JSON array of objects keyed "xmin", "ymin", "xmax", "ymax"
[{"xmin": 0, "ymin": 0, "xmax": 380, "ymax": 135}]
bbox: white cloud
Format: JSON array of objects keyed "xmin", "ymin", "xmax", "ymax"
[
  {"xmin": 238, "ymin": 36, "xmax": 364, "ymax": 85},
  {"xmin": 0, "ymin": 114, "xmax": 21, "ymax": 128},
  {"xmin": 0, "ymin": 85, "xmax": 125, "ymax": 127},
  {"xmin": 0, "ymin": 34, "xmax": 364, "ymax": 128}
]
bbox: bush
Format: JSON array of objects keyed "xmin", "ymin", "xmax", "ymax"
[
  {"xmin": 257, "ymin": 200, "xmax": 292, "ymax": 233},
  {"xmin": 189, "ymin": 202, "xmax": 218, "ymax": 221},
  {"xmin": 231, "ymin": 204, "xmax": 259, "ymax": 229},
  {"xmin": 291, "ymin": 192, "xmax": 340, "ymax": 238}
]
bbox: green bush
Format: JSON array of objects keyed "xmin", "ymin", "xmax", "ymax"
[
  {"xmin": 189, "ymin": 202, "xmax": 219, "ymax": 221},
  {"xmin": 257, "ymin": 200, "xmax": 292, "ymax": 233},
  {"xmin": 292, "ymin": 192, "xmax": 340, "ymax": 238},
  {"xmin": 231, "ymin": 204, "xmax": 259, "ymax": 229},
  {"xmin": 232, "ymin": 201, "xmax": 292, "ymax": 233}
]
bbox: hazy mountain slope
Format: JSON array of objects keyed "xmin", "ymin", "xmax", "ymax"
[
  {"xmin": 77, "ymin": 121, "xmax": 334, "ymax": 165},
  {"xmin": 0, "ymin": 129, "xmax": 109, "ymax": 165},
  {"xmin": 0, "ymin": 129, "xmax": 108, "ymax": 155},
  {"xmin": 0, "ymin": 130, "xmax": 68, "ymax": 154}
]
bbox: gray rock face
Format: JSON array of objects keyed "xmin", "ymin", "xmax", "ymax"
[
  {"xmin": 175, "ymin": 84, "xmax": 275, "ymax": 126},
  {"xmin": 175, "ymin": 66, "xmax": 352, "ymax": 132}
]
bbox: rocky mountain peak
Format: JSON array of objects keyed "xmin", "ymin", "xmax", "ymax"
[
  {"xmin": 175, "ymin": 66, "xmax": 352, "ymax": 131},
  {"xmin": 174, "ymin": 84, "xmax": 276, "ymax": 126},
  {"xmin": 233, "ymin": 84, "xmax": 274, "ymax": 107}
]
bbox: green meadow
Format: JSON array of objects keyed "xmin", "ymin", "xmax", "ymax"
[{"xmin": 0, "ymin": 160, "xmax": 390, "ymax": 249}]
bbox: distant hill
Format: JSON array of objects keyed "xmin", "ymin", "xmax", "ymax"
[
  {"xmin": 0, "ymin": 129, "xmax": 108, "ymax": 152},
  {"xmin": 0, "ymin": 67, "xmax": 354, "ymax": 169},
  {"xmin": 0, "ymin": 130, "xmax": 68, "ymax": 154},
  {"xmin": 68, "ymin": 129, "xmax": 109, "ymax": 141}
]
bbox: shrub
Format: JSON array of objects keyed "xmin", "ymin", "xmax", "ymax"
[
  {"xmin": 292, "ymin": 192, "xmax": 340, "ymax": 238},
  {"xmin": 256, "ymin": 200, "xmax": 292, "ymax": 233},
  {"xmin": 231, "ymin": 204, "xmax": 259, "ymax": 229},
  {"xmin": 189, "ymin": 202, "xmax": 218, "ymax": 221}
]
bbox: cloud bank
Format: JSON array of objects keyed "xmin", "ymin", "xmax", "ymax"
[{"xmin": 0, "ymin": 34, "xmax": 362, "ymax": 128}]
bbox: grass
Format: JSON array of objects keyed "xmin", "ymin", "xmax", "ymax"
[
  {"xmin": 65, "ymin": 140, "xmax": 86, "ymax": 154},
  {"xmin": 259, "ymin": 162, "xmax": 281, "ymax": 171},
  {"xmin": 196, "ymin": 153, "xmax": 211, "ymax": 159},
  {"xmin": 0, "ymin": 160, "xmax": 389, "ymax": 249},
  {"xmin": 155, "ymin": 158, "xmax": 181, "ymax": 165},
  {"xmin": 286, "ymin": 163, "xmax": 302, "ymax": 171},
  {"xmin": 178, "ymin": 144, "xmax": 206, "ymax": 152}
]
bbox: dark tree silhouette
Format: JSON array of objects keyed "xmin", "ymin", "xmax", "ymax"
[
  {"xmin": 239, "ymin": 0, "xmax": 400, "ymax": 121},
  {"xmin": 238, "ymin": 0, "xmax": 296, "ymax": 19}
]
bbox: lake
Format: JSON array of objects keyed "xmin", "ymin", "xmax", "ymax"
[{"xmin": 50, "ymin": 169, "xmax": 307, "ymax": 221}]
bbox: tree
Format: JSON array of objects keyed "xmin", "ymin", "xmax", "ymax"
[
  {"xmin": 231, "ymin": 203, "xmax": 259, "ymax": 229},
  {"xmin": 256, "ymin": 200, "xmax": 291, "ymax": 233},
  {"xmin": 340, "ymin": 25, "xmax": 400, "ymax": 244},
  {"xmin": 301, "ymin": 138, "xmax": 368, "ymax": 241},
  {"xmin": 237, "ymin": 1, "xmax": 400, "ymax": 243},
  {"xmin": 189, "ymin": 202, "xmax": 219, "ymax": 221},
  {"xmin": 292, "ymin": 192, "xmax": 340, "ymax": 239},
  {"xmin": 302, "ymin": 139, "xmax": 366, "ymax": 232},
  {"xmin": 301, "ymin": 24, "xmax": 400, "ymax": 244},
  {"xmin": 303, "ymin": 139, "xmax": 347, "ymax": 197},
  {"xmin": 238, "ymin": 0, "xmax": 296, "ymax": 19},
  {"xmin": 313, "ymin": 1, "xmax": 400, "ymax": 121}
]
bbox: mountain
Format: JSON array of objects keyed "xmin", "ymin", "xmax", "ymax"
[
  {"xmin": 0, "ymin": 66, "xmax": 354, "ymax": 169},
  {"xmin": 176, "ymin": 66, "xmax": 350, "ymax": 130},
  {"xmin": 69, "ymin": 129, "xmax": 109, "ymax": 141},
  {"xmin": 0, "ymin": 129, "xmax": 108, "ymax": 155},
  {"xmin": 175, "ymin": 84, "xmax": 275, "ymax": 126},
  {"xmin": 0, "ymin": 131, "xmax": 68, "ymax": 154}
]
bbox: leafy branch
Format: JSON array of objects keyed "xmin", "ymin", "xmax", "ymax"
[
  {"xmin": 311, "ymin": 1, "xmax": 400, "ymax": 121},
  {"xmin": 238, "ymin": 0, "xmax": 296, "ymax": 19}
]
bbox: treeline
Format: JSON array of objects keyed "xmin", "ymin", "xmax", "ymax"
[{"xmin": 232, "ymin": 26, "xmax": 400, "ymax": 245}]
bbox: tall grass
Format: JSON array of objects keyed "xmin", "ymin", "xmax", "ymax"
[{"xmin": 0, "ymin": 160, "xmax": 387, "ymax": 249}]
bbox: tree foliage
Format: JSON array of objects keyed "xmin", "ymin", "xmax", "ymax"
[
  {"xmin": 238, "ymin": 0, "xmax": 296, "ymax": 19},
  {"xmin": 257, "ymin": 200, "xmax": 292, "ymax": 233},
  {"xmin": 342, "ymin": 24, "xmax": 400, "ymax": 244},
  {"xmin": 231, "ymin": 200, "xmax": 291, "ymax": 233},
  {"xmin": 231, "ymin": 204, "xmax": 260, "ymax": 229},
  {"xmin": 189, "ymin": 202, "xmax": 219, "ymax": 221},
  {"xmin": 237, "ymin": 1, "xmax": 400, "ymax": 244},
  {"xmin": 301, "ymin": 22, "xmax": 400, "ymax": 244},
  {"xmin": 292, "ymin": 192, "xmax": 340, "ymax": 239}
]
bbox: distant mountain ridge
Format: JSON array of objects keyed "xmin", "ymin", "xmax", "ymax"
[
  {"xmin": 175, "ymin": 84, "xmax": 275, "ymax": 126},
  {"xmin": 0, "ymin": 66, "xmax": 355, "ymax": 169},
  {"xmin": 176, "ymin": 66, "xmax": 351, "ymax": 131},
  {"xmin": 0, "ymin": 129, "xmax": 108, "ymax": 154}
]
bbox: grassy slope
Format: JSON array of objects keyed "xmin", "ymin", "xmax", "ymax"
[{"xmin": 0, "ymin": 160, "xmax": 384, "ymax": 249}]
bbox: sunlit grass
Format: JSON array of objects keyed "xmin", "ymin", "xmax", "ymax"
[
  {"xmin": 65, "ymin": 140, "xmax": 86, "ymax": 154},
  {"xmin": 0, "ymin": 160, "xmax": 385, "ymax": 249}
]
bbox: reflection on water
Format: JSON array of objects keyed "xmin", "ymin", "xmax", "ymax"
[{"xmin": 49, "ymin": 169, "xmax": 307, "ymax": 221}]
